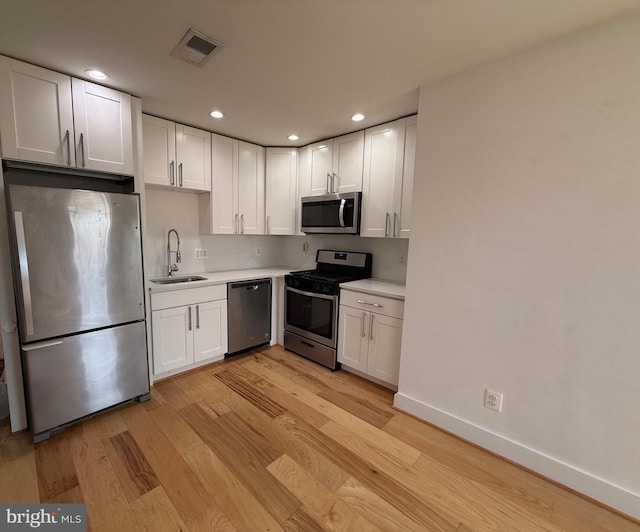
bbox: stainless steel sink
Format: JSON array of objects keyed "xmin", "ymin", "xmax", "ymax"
[{"xmin": 149, "ymin": 275, "xmax": 207, "ymax": 284}]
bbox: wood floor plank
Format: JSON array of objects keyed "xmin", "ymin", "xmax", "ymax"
[
  {"xmin": 34, "ymin": 432, "xmax": 79, "ymax": 502},
  {"xmin": 119, "ymin": 404, "xmax": 211, "ymax": 523},
  {"xmin": 214, "ymin": 369, "xmax": 287, "ymax": 418},
  {"xmin": 283, "ymin": 507, "xmax": 332, "ymax": 532},
  {"xmin": 335, "ymin": 476, "xmax": 428, "ymax": 532},
  {"xmin": 130, "ymin": 485, "xmax": 189, "ymax": 532},
  {"xmin": 142, "ymin": 387, "xmax": 168, "ymax": 412},
  {"xmin": 231, "ymin": 362, "xmax": 332, "ymax": 428},
  {"xmin": 244, "ymin": 355, "xmax": 422, "ymax": 466},
  {"xmin": 67, "ymin": 418, "xmax": 133, "ymax": 532},
  {"xmin": 147, "ymin": 403, "xmax": 204, "ymax": 457},
  {"xmin": 212, "ymin": 373, "xmax": 351, "ymax": 492},
  {"xmin": 187, "ymin": 505, "xmax": 238, "ymax": 532},
  {"xmin": 0, "ymin": 423, "xmax": 39, "ymax": 503},
  {"xmin": 104, "ymin": 429, "xmax": 160, "ymax": 503},
  {"xmin": 268, "ymin": 454, "xmax": 384, "ymax": 532},
  {"xmin": 275, "ymin": 413, "xmax": 459, "ymax": 531},
  {"xmin": 182, "ymin": 443, "xmax": 285, "ymax": 532},
  {"xmin": 180, "ymin": 404, "xmax": 300, "ymax": 524},
  {"xmin": 317, "ymin": 386, "xmax": 394, "ymax": 428},
  {"xmin": 174, "ymin": 371, "xmax": 233, "ymax": 417},
  {"xmin": 153, "ymin": 379, "xmax": 194, "ymax": 410},
  {"xmin": 383, "ymin": 412, "xmax": 556, "ymax": 518}
]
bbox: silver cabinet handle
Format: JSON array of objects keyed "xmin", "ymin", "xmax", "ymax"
[
  {"xmin": 234, "ymin": 213, "xmax": 239, "ymax": 234},
  {"xmin": 361, "ymin": 312, "xmax": 367, "ymax": 338},
  {"xmin": 326, "ymin": 173, "xmax": 331, "ymax": 194},
  {"xmin": 266, "ymin": 215, "xmax": 270, "ymax": 234},
  {"xmin": 369, "ymin": 314, "xmax": 375, "ymax": 340},
  {"xmin": 79, "ymin": 132, "xmax": 86, "ymax": 167},
  {"xmin": 357, "ymin": 299, "xmax": 383, "ymax": 308},
  {"xmin": 241, "ymin": 214, "xmax": 245, "ymax": 234},
  {"xmin": 332, "ymin": 172, "xmax": 337, "ymax": 193},
  {"xmin": 393, "ymin": 212, "xmax": 399, "ymax": 238},
  {"xmin": 384, "ymin": 212, "xmax": 390, "ymax": 237},
  {"xmin": 65, "ymin": 130, "xmax": 71, "ymax": 165},
  {"xmin": 188, "ymin": 306, "xmax": 192, "ymax": 331},
  {"xmin": 196, "ymin": 305, "xmax": 200, "ymax": 329},
  {"xmin": 178, "ymin": 162, "xmax": 183, "ymax": 187},
  {"xmin": 169, "ymin": 161, "xmax": 175, "ymax": 186},
  {"xmin": 13, "ymin": 211, "xmax": 34, "ymax": 337}
]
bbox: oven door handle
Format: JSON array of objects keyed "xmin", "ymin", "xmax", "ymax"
[{"xmin": 286, "ymin": 285, "xmax": 337, "ymax": 301}]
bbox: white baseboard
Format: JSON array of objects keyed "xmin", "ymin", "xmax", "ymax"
[{"xmin": 394, "ymin": 392, "xmax": 640, "ymax": 521}]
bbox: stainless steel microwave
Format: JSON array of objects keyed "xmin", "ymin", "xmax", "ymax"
[{"xmin": 300, "ymin": 192, "xmax": 362, "ymax": 234}]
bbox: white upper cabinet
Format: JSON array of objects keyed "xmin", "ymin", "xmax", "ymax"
[
  {"xmin": 142, "ymin": 114, "xmax": 211, "ymax": 192},
  {"xmin": 202, "ymin": 134, "xmax": 264, "ymax": 235},
  {"xmin": 304, "ymin": 130, "xmax": 364, "ymax": 196},
  {"xmin": 265, "ymin": 148, "xmax": 297, "ymax": 235},
  {"xmin": 72, "ymin": 79, "xmax": 133, "ymax": 175},
  {"xmin": 0, "ymin": 56, "xmax": 134, "ymax": 175},
  {"xmin": 361, "ymin": 116, "xmax": 416, "ymax": 239}
]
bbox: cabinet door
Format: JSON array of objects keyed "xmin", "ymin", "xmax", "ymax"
[
  {"xmin": 72, "ymin": 79, "xmax": 134, "ymax": 175},
  {"xmin": 332, "ymin": 130, "xmax": 364, "ymax": 194},
  {"xmin": 361, "ymin": 121, "xmax": 404, "ymax": 238},
  {"xmin": 176, "ymin": 124, "xmax": 211, "ymax": 191},
  {"xmin": 151, "ymin": 306, "xmax": 193, "ymax": 374},
  {"xmin": 367, "ymin": 313, "xmax": 403, "ymax": 386},
  {"xmin": 0, "ymin": 57, "xmax": 75, "ymax": 166},
  {"xmin": 237, "ymin": 141, "xmax": 265, "ymax": 234},
  {"xmin": 266, "ymin": 148, "xmax": 297, "ymax": 235},
  {"xmin": 210, "ymin": 133, "xmax": 238, "ymax": 234},
  {"xmin": 396, "ymin": 115, "xmax": 417, "ymax": 239},
  {"xmin": 295, "ymin": 147, "xmax": 309, "ymax": 235},
  {"xmin": 307, "ymin": 141, "xmax": 333, "ymax": 196},
  {"xmin": 142, "ymin": 114, "xmax": 176, "ymax": 186},
  {"xmin": 193, "ymin": 300, "xmax": 228, "ymax": 362},
  {"xmin": 337, "ymin": 305, "xmax": 369, "ymax": 372}
]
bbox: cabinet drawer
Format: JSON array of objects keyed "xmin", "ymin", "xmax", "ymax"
[
  {"xmin": 151, "ymin": 284, "xmax": 226, "ymax": 311},
  {"xmin": 340, "ymin": 289, "xmax": 404, "ymax": 319}
]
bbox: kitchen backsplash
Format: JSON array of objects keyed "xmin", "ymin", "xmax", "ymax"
[{"xmin": 144, "ymin": 188, "xmax": 408, "ymax": 282}]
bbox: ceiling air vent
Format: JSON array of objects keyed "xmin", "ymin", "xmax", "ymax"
[{"xmin": 170, "ymin": 28, "xmax": 223, "ymax": 67}]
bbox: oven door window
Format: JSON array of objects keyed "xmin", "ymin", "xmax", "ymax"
[{"xmin": 286, "ymin": 288, "xmax": 336, "ymax": 345}]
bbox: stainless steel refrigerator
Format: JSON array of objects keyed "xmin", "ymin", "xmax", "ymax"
[{"xmin": 6, "ymin": 182, "xmax": 149, "ymax": 442}]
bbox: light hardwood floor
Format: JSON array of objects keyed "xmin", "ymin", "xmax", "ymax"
[{"xmin": 0, "ymin": 345, "xmax": 638, "ymax": 531}]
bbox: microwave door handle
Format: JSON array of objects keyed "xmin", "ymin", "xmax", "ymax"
[
  {"xmin": 14, "ymin": 211, "xmax": 35, "ymax": 337},
  {"xmin": 339, "ymin": 199, "xmax": 346, "ymax": 227}
]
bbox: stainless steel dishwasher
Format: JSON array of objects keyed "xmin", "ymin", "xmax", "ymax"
[{"xmin": 227, "ymin": 278, "xmax": 272, "ymax": 356}]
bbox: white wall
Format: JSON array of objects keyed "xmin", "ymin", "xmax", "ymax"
[{"xmin": 397, "ymin": 14, "xmax": 640, "ymax": 518}]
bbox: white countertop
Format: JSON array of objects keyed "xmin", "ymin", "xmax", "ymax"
[
  {"xmin": 147, "ymin": 267, "xmax": 294, "ymax": 293},
  {"xmin": 340, "ymin": 278, "xmax": 406, "ymax": 300}
]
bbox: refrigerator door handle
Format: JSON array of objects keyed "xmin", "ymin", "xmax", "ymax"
[
  {"xmin": 22, "ymin": 339, "xmax": 64, "ymax": 351},
  {"xmin": 14, "ymin": 211, "xmax": 35, "ymax": 337}
]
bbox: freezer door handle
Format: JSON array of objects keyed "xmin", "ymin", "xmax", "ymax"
[
  {"xmin": 14, "ymin": 211, "xmax": 35, "ymax": 337},
  {"xmin": 22, "ymin": 339, "xmax": 64, "ymax": 351}
]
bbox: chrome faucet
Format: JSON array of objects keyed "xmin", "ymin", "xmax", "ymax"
[{"xmin": 167, "ymin": 229, "xmax": 181, "ymax": 276}]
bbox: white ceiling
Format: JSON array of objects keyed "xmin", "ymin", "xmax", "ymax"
[{"xmin": 1, "ymin": 0, "xmax": 639, "ymax": 147}]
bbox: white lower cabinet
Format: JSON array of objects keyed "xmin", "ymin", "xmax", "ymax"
[
  {"xmin": 151, "ymin": 285, "xmax": 227, "ymax": 378},
  {"xmin": 338, "ymin": 289, "xmax": 404, "ymax": 387}
]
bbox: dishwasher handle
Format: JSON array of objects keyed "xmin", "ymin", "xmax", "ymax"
[{"xmin": 228, "ymin": 278, "xmax": 272, "ymax": 292}]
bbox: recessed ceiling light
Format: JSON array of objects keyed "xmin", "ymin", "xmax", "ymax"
[
  {"xmin": 210, "ymin": 110, "xmax": 224, "ymax": 118},
  {"xmin": 351, "ymin": 113, "xmax": 365, "ymax": 122},
  {"xmin": 85, "ymin": 69, "xmax": 109, "ymax": 81},
  {"xmin": 287, "ymin": 134, "xmax": 299, "ymax": 141}
]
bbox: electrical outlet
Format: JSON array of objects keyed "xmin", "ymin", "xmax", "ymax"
[
  {"xmin": 302, "ymin": 241, "xmax": 309, "ymax": 255},
  {"xmin": 194, "ymin": 248, "xmax": 207, "ymax": 259},
  {"xmin": 255, "ymin": 246, "xmax": 261, "ymax": 256},
  {"xmin": 400, "ymin": 254, "xmax": 406, "ymax": 265},
  {"xmin": 484, "ymin": 389, "xmax": 504, "ymax": 412}
]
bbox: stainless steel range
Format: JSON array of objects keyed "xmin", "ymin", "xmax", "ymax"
[{"xmin": 284, "ymin": 250, "xmax": 372, "ymax": 370}]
